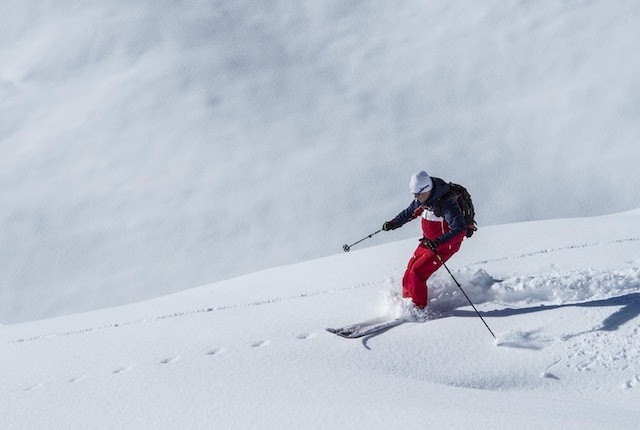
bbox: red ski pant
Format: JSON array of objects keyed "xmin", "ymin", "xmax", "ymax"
[{"xmin": 402, "ymin": 241, "xmax": 462, "ymax": 308}]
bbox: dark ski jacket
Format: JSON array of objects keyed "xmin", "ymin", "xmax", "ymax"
[{"xmin": 390, "ymin": 177, "xmax": 466, "ymax": 246}]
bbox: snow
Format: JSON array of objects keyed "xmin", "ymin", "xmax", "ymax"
[
  {"xmin": 2, "ymin": 1, "xmax": 640, "ymax": 427},
  {"xmin": 2, "ymin": 1, "xmax": 640, "ymax": 323},
  {"xmin": 2, "ymin": 211, "xmax": 640, "ymax": 429}
]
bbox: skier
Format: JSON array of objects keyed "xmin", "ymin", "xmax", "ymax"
[{"xmin": 382, "ymin": 171, "xmax": 468, "ymax": 310}]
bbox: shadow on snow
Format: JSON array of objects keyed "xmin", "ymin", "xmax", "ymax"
[
  {"xmin": 449, "ymin": 292, "xmax": 640, "ymax": 333},
  {"xmin": 358, "ymin": 293, "xmax": 640, "ymax": 350}
]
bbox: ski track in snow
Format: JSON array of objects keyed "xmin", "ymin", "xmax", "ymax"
[
  {"xmin": 6, "ymin": 237, "xmax": 640, "ymax": 345},
  {"xmin": 466, "ymin": 236, "xmax": 640, "ymax": 266},
  {"xmin": 8, "ymin": 287, "xmax": 640, "ymax": 394},
  {"xmin": 15, "ymin": 317, "xmax": 640, "ymax": 394},
  {"xmin": 7, "ymin": 282, "xmax": 378, "ymax": 344}
]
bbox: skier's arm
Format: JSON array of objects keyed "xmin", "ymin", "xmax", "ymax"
[{"xmin": 390, "ymin": 200, "xmax": 422, "ymax": 228}]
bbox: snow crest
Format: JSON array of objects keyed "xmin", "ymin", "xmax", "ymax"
[{"xmin": 380, "ymin": 266, "xmax": 640, "ymax": 314}]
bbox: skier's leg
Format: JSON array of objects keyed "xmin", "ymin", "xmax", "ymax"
[
  {"xmin": 407, "ymin": 253, "xmax": 440, "ymax": 308},
  {"xmin": 402, "ymin": 246, "xmax": 436, "ymax": 308},
  {"xmin": 413, "ymin": 241, "xmax": 464, "ymax": 307}
]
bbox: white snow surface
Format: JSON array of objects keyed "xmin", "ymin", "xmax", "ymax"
[
  {"xmin": 2, "ymin": 211, "xmax": 640, "ymax": 429},
  {"xmin": 2, "ymin": 1, "xmax": 640, "ymax": 323}
]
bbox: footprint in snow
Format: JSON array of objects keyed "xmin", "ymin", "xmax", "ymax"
[
  {"xmin": 206, "ymin": 348, "xmax": 224, "ymax": 356},
  {"xmin": 251, "ymin": 340, "xmax": 269, "ymax": 348},
  {"xmin": 24, "ymin": 383, "xmax": 43, "ymax": 392},
  {"xmin": 622, "ymin": 376, "xmax": 640, "ymax": 389},
  {"xmin": 297, "ymin": 332, "xmax": 318, "ymax": 340},
  {"xmin": 541, "ymin": 372, "xmax": 560, "ymax": 380},
  {"xmin": 160, "ymin": 356, "xmax": 180, "ymax": 365},
  {"xmin": 112, "ymin": 366, "xmax": 134, "ymax": 374}
]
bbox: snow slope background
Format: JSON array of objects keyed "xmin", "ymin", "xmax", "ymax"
[
  {"xmin": 2, "ymin": 1, "xmax": 640, "ymax": 323},
  {"xmin": 2, "ymin": 211, "xmax": 640, "ymax": 429}
]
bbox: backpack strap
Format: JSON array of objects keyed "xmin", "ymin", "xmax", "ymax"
[{"xmin": 432, "ymin": 186, "xmax": 459, "ymax": 218}]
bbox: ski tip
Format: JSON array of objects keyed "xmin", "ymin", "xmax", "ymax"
[{"xmin": 326, "ymin": 327, "xmax": 354, "ymax": 338}]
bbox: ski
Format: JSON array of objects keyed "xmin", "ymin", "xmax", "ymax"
[{"xmin": 326, "ymin": 317, "xmax": 405, "ymax": 339}]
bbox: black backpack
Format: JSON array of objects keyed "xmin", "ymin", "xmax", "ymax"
[{"xmin": 432, "ymin": 183, "xmax": 477, "ymax": 238}]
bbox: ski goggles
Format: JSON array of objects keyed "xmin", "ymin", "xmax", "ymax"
[{"xmin": 413, "ymin": 184, "xmax": 431, "ymax": 197}]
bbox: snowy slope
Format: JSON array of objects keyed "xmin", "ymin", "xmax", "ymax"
[
  {"xmin": 2, "ymin": 211, "xmax": 639, "ymax": 429},
  {"xmin": 2, "ymin": 1, "xmax": 640, "ymax": 323}
]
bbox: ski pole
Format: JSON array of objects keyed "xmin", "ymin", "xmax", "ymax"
[
  {"xmin": 343, "ymin": 229, "xmax": 382, "ymax": 252},
  {"xmin": 433, "ymin": 250, "xmax": 497, "ymax": 340}
]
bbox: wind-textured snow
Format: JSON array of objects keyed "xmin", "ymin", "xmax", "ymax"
[
  {"xmin": 2, "ymin": 1, "xmax": 640, "ymax": 323},
  {"xmin": 2, "ymin": 211, "xmax": 639, "ymax": 429}
]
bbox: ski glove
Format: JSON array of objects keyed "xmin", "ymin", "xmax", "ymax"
[
  {"xmin": 382, "ymin": 221, "xmax": 399, "ymax": 231},
  {"xmin": 421, "ymin": 238, "xmax": 439, "ymax": 251}
]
